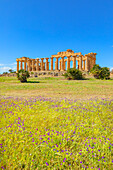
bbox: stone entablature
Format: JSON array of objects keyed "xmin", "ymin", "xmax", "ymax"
[{"xmin": 16, "ymin": 49, "xmax": 97, "ymax": 73}]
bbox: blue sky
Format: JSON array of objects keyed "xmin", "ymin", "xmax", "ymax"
[{"xmin": 0, "ymin": 0, "xmax": 113, "ymax": 73}]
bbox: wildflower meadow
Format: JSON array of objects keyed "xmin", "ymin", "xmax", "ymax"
[{"xmin": 0, "ymin": 77, "xmax": 113, "ymax": 169}]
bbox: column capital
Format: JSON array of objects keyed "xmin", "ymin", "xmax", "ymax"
[
  {"xmin": 94, "ymin": 53, "xmax": 97, "ymax": 56},
  {"xmin": 72, "ymin": 55, "xmax": 77, "ymax": 57},
  {"xmin": 61, "ymin": 56, "xmax": 65, "ymax": 58},
  {"xmin": 79, "ymin": 54, "xmax": 83, "ymax": 57},
  {"xmin": 36, "ymin": 58, "xmax": 39, "ymax": 61},
  {"xmin": 32, "ymin": 59, "xmax": 35, "ymax": 61},
  {"xmin": 56, "ymin": 56, "xmax": 60, "ymax": 58}
]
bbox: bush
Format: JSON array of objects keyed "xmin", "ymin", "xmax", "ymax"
[
  {"xmin": 90, "ymin": 64, "xmax": 101, "ymax": 79},
  {"xmin": 99, "ymin": 67, "xmax": 110, "ymax": 79},
  {"xmin": 3, "ymin": 72, "xmax": 8, "ymax": 74},
  {"xmin": 17, "ymin": 69, "xmax": 30, "ymax": 83},
  {"xmin": 90, "ymin": 64, "xmax": 110, "ymax": 79},
  {"xmin": 63, "ymin": 68, "xmax": 83, "ymax": 80}
]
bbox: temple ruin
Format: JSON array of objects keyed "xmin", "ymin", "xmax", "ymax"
[{"xmin": 16, "ymin": 49, "xmax": 96, "ymax": 75}]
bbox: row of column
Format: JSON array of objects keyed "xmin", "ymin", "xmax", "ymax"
[
  {"xmin": 17, "ymin": 58, "xmax": 50, "ymax": 72},
  {"xmin": 17, "ymin": 60, "xmax": 27, "ymax": 71},
  {"xmin": 17, "ymin": 56, "xmax": 96, "ymax": 72},
  {"xmin": 50, "ymin": 55, "xmax": 95, "ymax": 71}
]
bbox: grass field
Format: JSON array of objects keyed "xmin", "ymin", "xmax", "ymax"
[
  {"xmin": 0, "ymin": 76, "xmax": 113, "ymax": 100},
  {"xmin": 0, "ymin": 77, "xmax": 113, "ymax": 169}
]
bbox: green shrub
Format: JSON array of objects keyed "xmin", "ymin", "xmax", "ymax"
[
  {"xmin": 3, "ymin": 72, "xmax": 8, "ymax": 74},
  {"xmin": 17, "ymin": 69, "xmax": 30, "ymax": 83},
  {"xmin": 90, "ymin": 64, "xmax": 101, "ymax": 79},
  {"xmin": 63, "ymin": 68, "xmax": 83, "ymax": 80},
  {"xmin": 99, "ymin": 67, "xmax": 110, "ymax": 79},
  {"xmin": 31, "ymin": 72, "xmax": 34, "ymax": 75},
  {"xmin": 90, "ymin": 64, "xmax": 110, "ymax": 80}
]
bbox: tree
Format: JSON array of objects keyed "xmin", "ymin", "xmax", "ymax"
[
  {"xmin": 17, "ymin": 69, "xmax": 30, "ymax": 83},
  {"xmin": 9, "ymin": 69, "xmax": 13, "ymax": 73},
  {"xmin": 99, "ymin": 67, "xmax": 110, "ymax": 79},
  {"xmin": 9, "ymin": 69, "xmax": 16, "ymax": 73},
  {"xmin": 90, "ymin": 64, "xmax": 101, "ymax": 79},
  {"xmin": 90, "ymin": 64, "xmax": 110, "ymax": 79},
  {"xmin": 3, "ymin": 72, "xmax": 8, "ymax": 74},
  {"xmin": 63, "ymin": 68, "xmax": 83, "ymax": 80}
]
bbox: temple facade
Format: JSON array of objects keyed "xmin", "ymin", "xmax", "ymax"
[{"xmin": 16, "ymin": 49, "xmax": 96, "ymax": 73}]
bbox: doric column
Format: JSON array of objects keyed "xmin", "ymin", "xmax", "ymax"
[
  {"xmin": 41, "ymin": 58, "xmax": 44, "ymax": 71},
  {"xmin": 64, "ymin": 61, "xmax": 66, "ymax": 70},
  {"xmin": 56, "ymin": 57, "xmax": 59, "ymax": 70},
  {"xmin": 59, "ymin": 60, "xmax": 61, "ymax": 70},
  {"xmin": 24, "ymin": 61, "xmax": 26, "ymax": 71},
  {"xmin": 67, "ymin": 56, "xmax": 70, "ymax": 70},
  {"xmin": 91, "ymin": 59, "xmax": 94, "ymax": 68},
  {"xmin": 47, "ymin": 62, "xmax": 49, "ymax": 70},
  {"xmin": 51, "ymin": 57, "xmax": 53, "ymax": 71},
  {"xmin": 94, "ymin": 59, "xmax": 96, "ymax": 65},
  {"xmin": 36, "ymin": 59, "xmax": 39, "ymax": 71},
  {"xmin": 27, "ymin": 60, "xmax": 30, "ymax": 71},
  {"xmin": 92, "ymin": 58, "xmax": 96, "ymax": 66},
  {"xmin": 20, "ymin": 60, "xmax": 23, "ymax": 69},
  {"xmin": 78, "ymin": 60, "xmax": 79, "ymax": 69},
  {"xmin": 16, "ymin": 60, "xmax": 19, "ymax": 72},
  {"xmin": 43, "ymin": 62, "xmax": 45, "ymax": 70},
  {"xmin": 30, "ymin": 60, "xmax": 32, "ymax": 71},
  {"xmin": 55, "ymin": 62, "xmax": 56, "ymax": 70},
  {"xmin": 73, "ymin": 55, "xmax": 77, "ymax": 69},
  {"xmin": 79, "ymin": 55, "xmax": 82, "ymax": 70},
  {"xmin": 89, "ymin": 57, "xmax": 91, "ymax": 70},
  {"xmin": 32, "ymin": 59, "xmax": 35, "ymax": 71},
  {"xmin": 45, "ymin": 58, "xmax": 49, "ymax": 71},
  {"xmin": 83, "ymin": 60, "xmax": 85, "ymax": 70},
  {"xmin": 92, "ymin": 59, "xmax": 94, "ymax": 67},
  {"xmin": 61, "ymin": 56, "xmax": 64, "ymax": 71},
  {"xmin": 85, "ymin": 55, "xmax": 89, "ymax": 71}
]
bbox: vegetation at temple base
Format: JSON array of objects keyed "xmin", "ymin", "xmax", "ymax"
[
  {"xmin": 17, "ymin": 69, "xmax": 30, "ymax": 83},
  {"xmin": 63, "ymin": 68, "xmax": 84, "ymax": 80},
  {"xmin": 90, "ymin": 64, "xmax": 110, "ymax": 80}
]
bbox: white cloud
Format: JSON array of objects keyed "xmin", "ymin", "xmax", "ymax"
[
  {"xmin": 0, "ymin": 64, "xmax": 4, "ymax": 66},
  {"xmin": 112, "ymin": 46, "xmax": 113, "ymax": 47},
  {"xmin": 0, "ymin": 62, "xmax": 17, "ymax": 73},
  {"xmin": 12, "ymin": 66, "xmax": 16, "ymax": 70},
  {"xmin": 10, "ymin": 62, "xmax": 17, "ymax": 65},
  {"xmin": 0, "ymin": 66, "xmax": 11, "ymax": 73}
]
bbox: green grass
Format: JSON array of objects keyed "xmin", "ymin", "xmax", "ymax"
[
  {"xmin": 0, "ymin": 77, "xmax": 113, "ymax": 99},
  {"xmin": 0, "ymin": 77, "xmax": 113, "ymax": 169}
]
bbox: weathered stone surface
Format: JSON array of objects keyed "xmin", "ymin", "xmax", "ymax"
[{"xmin": 16, "ymin": 50, "xmax": 97, "ymax": 73}]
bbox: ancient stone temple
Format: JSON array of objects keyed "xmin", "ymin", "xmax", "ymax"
[{"xmin": 16, "ymin": 49, "xmax": 96, "ymax": 75}]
